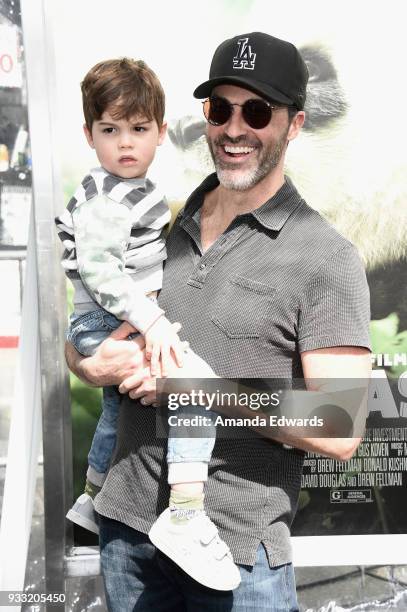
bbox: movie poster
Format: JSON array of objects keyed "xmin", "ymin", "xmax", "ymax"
[
  {"xmin": 293, "ymin": 367, "xmax": 407, "ymax": 537},
  {"xmin": 50, "ymin": 0, "xmax": 407, "ymax": 561}
]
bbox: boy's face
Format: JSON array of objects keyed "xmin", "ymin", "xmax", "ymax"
[{"xmin": 84, "ymin": 110, "xmax": 166, "ymax": 179}]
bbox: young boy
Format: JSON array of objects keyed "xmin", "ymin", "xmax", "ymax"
[{"xmin": 55, "ymin": 58, "xmax": 240, "ymax": 591}]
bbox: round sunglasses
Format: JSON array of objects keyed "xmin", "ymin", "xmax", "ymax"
[{"xmin": 202, "ymin": 95, "xmax": 288, "ymax": 130}]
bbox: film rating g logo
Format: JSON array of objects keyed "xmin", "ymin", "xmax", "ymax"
[
  {"xmin": 233, "ymin": 38, "xmax": 256, "ymax": 70},
  {"xmin": 330, "ymin": 489, "xmax": 372, "ymax": 503}
]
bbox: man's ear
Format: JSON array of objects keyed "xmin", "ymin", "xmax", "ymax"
[
  {"xmin": 287, "ymin": 111, "xmax": 305, "ymax": 142},
  {"xmin": 83, "ymin": 123, "xmax": 94, "ymax": 148},
  {"xmin": 157, "ymin": 121, "xmax": 167, "ymax": 146}
]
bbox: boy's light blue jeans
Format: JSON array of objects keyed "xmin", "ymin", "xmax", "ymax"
[{"xmin": 68, "ymin": 309, "xmax": 216, "ymax": 485}]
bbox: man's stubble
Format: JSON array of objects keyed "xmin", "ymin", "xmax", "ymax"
[{"xmin": 206, "ymin": 128, "xmax": 289, "ymax": 192}]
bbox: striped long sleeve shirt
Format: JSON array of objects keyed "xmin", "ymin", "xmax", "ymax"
[{"xmin": 55, "ymin": 167, "xmax": 171, "ymax": 333}]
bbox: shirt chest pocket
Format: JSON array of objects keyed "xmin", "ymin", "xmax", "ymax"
[{"xmin": 211, "ymin": 275, "xmax": 276, "ymax": 339}]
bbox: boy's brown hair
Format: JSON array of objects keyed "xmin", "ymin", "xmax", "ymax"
[{"xmin": 81, "ymin": 58, "xmax": 165, "ymax": 130}]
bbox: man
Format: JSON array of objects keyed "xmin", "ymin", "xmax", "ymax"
[{"xmin": 66, "ymin": 32, "xmax": 371, "ymax": 611}]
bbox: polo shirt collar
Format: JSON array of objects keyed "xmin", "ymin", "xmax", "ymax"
[{"xmin": 180, "ymin": 173, "xmax": 303, "ymax": 232}]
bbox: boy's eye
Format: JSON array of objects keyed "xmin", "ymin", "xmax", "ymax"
[
  {"xmin": 134, "ymin": 126, "xmax": 147, "ymax": 132},
  {"xmin": 102, "ymin": 127, "xmax": 116, "ymax": 134}
]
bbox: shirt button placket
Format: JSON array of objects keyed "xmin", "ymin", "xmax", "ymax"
[{"xmin": 196, "ymin": 260, "xmax": 208, "ymax": 282}]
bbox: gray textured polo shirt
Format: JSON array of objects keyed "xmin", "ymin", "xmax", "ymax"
[{"xmin": 95, "ymin": 173, "xmax": 371, "ymax": 567}]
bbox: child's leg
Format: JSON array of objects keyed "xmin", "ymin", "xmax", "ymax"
[
  {"xmin": 68, "ymin": 310, "xmax": 121, "ymax": 357},
  {"xmin": 166, "ymin": 408, "xmax": 216, "ymax": 523},
  {"xmin": 148, "ymin": 406, "xmax": 241, "ymax": 591},
  {"xmin": 86, "ymin": 385, "xmax": 121, "ymax": 495},
  {"xmin": 66, "ymin": 310, "xmax": 123, "ymax": 533}
]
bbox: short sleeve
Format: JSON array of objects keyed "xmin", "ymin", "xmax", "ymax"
[{"xmin": 298, "ymin": 245, "xmax": 371, "ymax": 353}]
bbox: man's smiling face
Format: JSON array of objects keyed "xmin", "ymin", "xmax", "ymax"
[{"xmin": 205, "ymin": 84, "xmax": 292, "ymax": 191}]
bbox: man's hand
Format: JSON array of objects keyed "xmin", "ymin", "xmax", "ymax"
[{"xmin": 65, "ymin": 321, "xmax": 148, "ymax": 387}]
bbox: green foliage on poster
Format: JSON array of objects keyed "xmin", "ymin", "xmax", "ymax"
[{"xmin": 370, "ymin": 314, "xmax": 407, "ymax": 378}]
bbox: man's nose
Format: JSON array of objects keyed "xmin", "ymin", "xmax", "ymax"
[{"xmin": 223, "ymin": 106, "xmax": 247, "ymax": 139}]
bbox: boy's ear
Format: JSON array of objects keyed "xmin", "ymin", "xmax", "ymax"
[
  {"xmin": 83, "ymin": 123, "xmax": 94, "ymax": 148},
  {"xmin": 157, "ymin": 121, "xmax": 167, "ymax": 146}
]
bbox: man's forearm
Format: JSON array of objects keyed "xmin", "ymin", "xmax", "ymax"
[
  {"xmin": 259, "ymin": 428, "xmax": 362, "ymax": 462},
  {"xmin": 217, "ymin": 396, "xmax": 363, "ymax": 461},
  {"xmin": 158, "ymin": 376, "xmax": 366, "ymax": 461}
]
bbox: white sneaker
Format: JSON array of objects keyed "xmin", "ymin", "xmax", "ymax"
[
  {"xmin": 149, "ymin": 508, "xmax": 241, "ymax": 591},
  {"xmin": 66, "ymin": 493, "xmax": 99, "ymax": 535}
]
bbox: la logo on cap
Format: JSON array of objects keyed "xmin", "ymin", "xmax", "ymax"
[{"xmin": 233, "ymin": 38, "xmax": 256, "ymax": 70}]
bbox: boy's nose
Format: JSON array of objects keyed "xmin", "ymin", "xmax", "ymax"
[{"xmin": 119, "ymin": 132, "xmax": 133, "ymax": 148}]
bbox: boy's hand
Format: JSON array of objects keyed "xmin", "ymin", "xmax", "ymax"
[
  {"xmin": 144, "ymin": 317, "xmax": 184, "ymax": 377},
  {"xmin": 122, "ymin": 346, "xmax": 217, "ymax": 404}
]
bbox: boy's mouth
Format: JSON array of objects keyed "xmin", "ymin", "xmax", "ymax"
[{"xmin": 119, "ymin": 155, "xmax": 137, "ymax": 164}]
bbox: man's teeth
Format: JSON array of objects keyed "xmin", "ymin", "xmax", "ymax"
[{"xmin": 223, "ymin": 145, "xmax": 255, "ymax": 154}]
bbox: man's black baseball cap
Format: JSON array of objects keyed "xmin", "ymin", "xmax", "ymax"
[{"xmin": 193, "ymin": 32, "xmax": 308, "ymax": 110}]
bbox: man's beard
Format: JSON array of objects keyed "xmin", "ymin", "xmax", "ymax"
[{"xmin": 206, "ymin": 131, "xmax": 288, "ymax": 191}]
